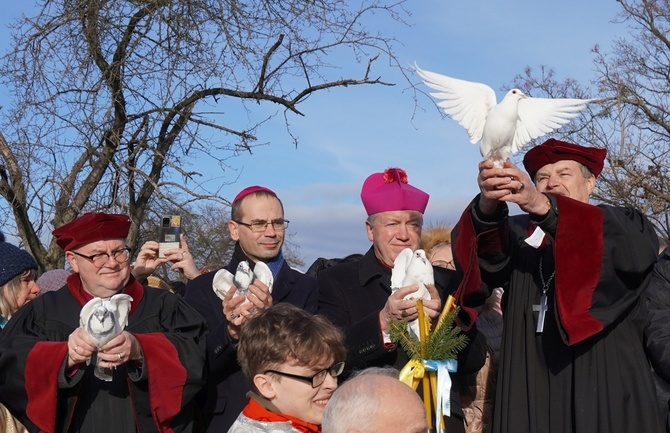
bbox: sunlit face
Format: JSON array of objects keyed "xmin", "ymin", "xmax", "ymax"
[
  {"xmin": 429, "ymin": 244, "xmax": 455, "ymax": 270},
  {"xmin": 366, "ymin": 211, "xmax": 423, "ymax": 267},
  {"xmin": 260, "ymin": 359, "xmax": 338, "ymax": 425},
  {"xmin": 67, "ymin": 239, "xmax": 130, "ymax": 298},
  {"xmin": 10, "ymin": 273, "xmax": 40, "ymax": 311},
  {"xmin": 534, "ymin": 160, "xmax": 595, "ymax": 204},
  {"xmin": 228, "ymin": 195, "xmax": 284, "ymax": 263}
]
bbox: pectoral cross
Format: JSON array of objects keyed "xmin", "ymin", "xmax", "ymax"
[{"xmin": 532, "ymin": 293, "xmax": 548, "ymax": 333}]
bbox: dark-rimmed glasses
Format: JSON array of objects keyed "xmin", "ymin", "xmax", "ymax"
[
  {"xmin": 431, "ymin": 259, "xmax": 455, "ymax": 270},
  {"xmin": 265, "ymin": 361, "xmax": 345, "ymax": 388},
  {"xmin": 72, "ymin": 248, "xmax": 132, "ymax": 268},
  {"xmin": 233, "ymin": 219, "xmax": 289, "ymax": 233}
]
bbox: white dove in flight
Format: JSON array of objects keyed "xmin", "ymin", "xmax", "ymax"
[
  {"xmin": 415, "ymin": 64, "xmax": 593, "ymax": 166},
  {"xmin": 391, "ymin": 248, "xmax": 434, "ymax": 339}
]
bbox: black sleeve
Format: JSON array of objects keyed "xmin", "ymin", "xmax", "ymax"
[{"xmin": 644, "ymin": 248, "xmax": 670, "ymax": 384}]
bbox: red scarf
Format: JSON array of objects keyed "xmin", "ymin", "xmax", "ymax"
[{"xmin": 242, "ymin": 398, "xmax": 321, "ymax": 433}]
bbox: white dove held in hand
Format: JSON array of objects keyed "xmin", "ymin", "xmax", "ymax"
[
  {"xmin": 391, "ymin": 248, "xmax": 434, "ymax": 338},
  {"xmin": 212, "ymin": 261, "xmax": 274, "ymax": 302},
  {"xmin": 80, "ymin": 294, "xmax": 133, "ymax": 348},
  {"xmin": 415, "ymin": 64, "xmax": 593, "ymax": 166},
  {"xmin": 79, "ymin": 293, "xmax": 132, "ymax": 381}
]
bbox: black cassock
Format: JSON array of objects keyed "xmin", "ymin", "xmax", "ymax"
[
  {"xmin": 453, "ymin": 193, "xmax": 664, "ymax": 433},
  {"xmin": 0, "ymin": 276, "xmax": 207, "ymax": 433},
  {"xmin": 317, "ymin": 247, "xmax": 487, "ymax": 433}
]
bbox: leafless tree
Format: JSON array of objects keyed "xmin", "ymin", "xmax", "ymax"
[
  {"xmin": 0, "ymin": 0, "xmax": 409, "ymax": 270},
  {"xmin": 510, "ymin": 0, "xmax": 670, "ymax": 243}
]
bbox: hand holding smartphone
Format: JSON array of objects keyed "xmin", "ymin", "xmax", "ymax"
[{"xmin": 158, "ymin": 215, "xmax": 182, "ymax": 258}]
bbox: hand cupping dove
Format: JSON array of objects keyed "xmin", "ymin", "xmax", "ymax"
[
  {"xmin": 212, "ymin": 261, "xmax": 273, "ymax": 302},
  {"xmin": 391, "ymin": 248, "xmax": 434, "ymax": 338},
  {"xmin": 79, "ymin": 294, "xmax": 132, "ymax": 381}
]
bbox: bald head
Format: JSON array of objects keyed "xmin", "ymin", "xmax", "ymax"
[{"xmin": 322, "ymin": 374, "xmax": 427, "ymax": 433}]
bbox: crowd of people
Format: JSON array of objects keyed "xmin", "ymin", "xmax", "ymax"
[{"xmin": 0, "ymin": 138, "xmax": 668, "ymax": 433}]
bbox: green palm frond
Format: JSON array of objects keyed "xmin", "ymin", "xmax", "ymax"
[{"xmin": 389, "ymin": 306, "xmax": 468, "ymax": 360}]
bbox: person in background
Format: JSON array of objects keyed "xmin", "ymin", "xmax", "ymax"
[
  {"xmin": 0, "ymin": 402, "xmax": 27, "ymax": 433},
  {"xmin": 184, "ymin": 185, "xmax": 318, "ymax": 432},
  {"xmin": 0, "ymin": 212, "xmax": 207, "ymax": 432},
  {"xmin": 421, "ymin": 223, "xmax": 456, "ymax": 270},
  {"xmin": 422, "ymin": 224, "xmax": 503, "ymax": 433},
  {"xmin": 453, "ymin": 138, "xmax": 663, "ymax": 433},
  {"xmin": 0, "ymin": 237, "xmax": 39, "ymax": 328},
  {"xmin": 132, "ymin": 233, "xmax": 200, "ymax": 282},
  {"xmin": 321, "ymin": 369, "xmax": 427, "ymax": 433},
  {"xmin": 317, "ymin": 167, "xmax": 485, "ymax": 433},
  {"xmin": 229, "ymin": 303, "xmax": 345, "ymax": 433},
  {"xmin": 35, "ymin": 269, "xmax": 71, "ymax": 295}
]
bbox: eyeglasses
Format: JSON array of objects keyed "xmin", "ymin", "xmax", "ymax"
[
  {"xmin": 265, "ymin": 361, "xmax": 345, "ymax": 388},
  {"xmin": 431, "ymin": 259, "xmax": 455, "ymax": 270},
  {"xmin": 233, "ymin": 219, "xmax": 289, "ymax": 233},
  {"xmin": 72, "ymin": 248, "xmax": 132, "ymax": 268}
]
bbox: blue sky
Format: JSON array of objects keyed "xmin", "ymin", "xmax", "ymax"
[{"xmin": 0, "ymin": 2, "xmax": 626, "ymax": 270}]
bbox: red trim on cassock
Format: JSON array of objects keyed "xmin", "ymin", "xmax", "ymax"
[
  {"xmin": 453, "ymin": 206, "xmax": 486, "ymax": 330},
  {"xmin": 135, "ymin": 333, "xmax": 188, "ymax": 432},
  {"xmin": 66, "ymin": 273, "xmax": 144, "ymax": 311},
  {"xmin": 26, "ymin": 341, "xmax": 69, "ymax": 433},
  {"xmin": 24, "ymin": 275, "xmax": 149, "ymax": 432},
  {"xmin": 553, "ymin": 194, "xmax": 604, "ymax": 345}
]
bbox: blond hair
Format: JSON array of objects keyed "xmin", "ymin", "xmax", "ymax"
[{"xmin": 420, "ymin": 223, "xmax": 453, "ymax": 259}]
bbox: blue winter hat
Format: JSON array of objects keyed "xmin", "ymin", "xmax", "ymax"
[{"xmin": 0, "ymin": 242, "xmax": 38, "ymax": 287}]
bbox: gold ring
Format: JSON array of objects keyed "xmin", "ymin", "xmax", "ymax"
[
  {"xmin": 117, "ymin": 353, "xmax": 122, "ymax": 361},
  {"xmin": 401, "ymin": 309, "xmax": 408, "ymax": 318}
]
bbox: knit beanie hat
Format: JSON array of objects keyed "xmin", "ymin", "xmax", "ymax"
[
  {"xmin": 36, "ymin": 269, "xmax": 71, "ymax": 294},
  {"xmin": 0, "ymin": 242, "xmax": 38, "ymax": 287}
]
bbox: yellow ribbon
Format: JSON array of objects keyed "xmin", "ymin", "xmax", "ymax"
[{"xmin": 399, "ymin": 359, "xmax": 425, "ymax": 390}]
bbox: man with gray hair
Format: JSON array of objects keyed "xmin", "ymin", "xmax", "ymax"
[{"xmin": 321, "ymin": 372, "xmax": 427, "ymax": 433}]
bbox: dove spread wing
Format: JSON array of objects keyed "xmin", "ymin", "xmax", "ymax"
[
  {"xmin": 80, "ymin": 294, "xmax": 132, "ymax": 348},
  {"xmin": 80, "ymin": 297, "xmax": 103, "ymax": 329},
  {"xmin": 415, "ymin": 64, "xmax": 497, "ymax": 144},
  {"xmin": 512, "ymin": 97, "xmax": 592, "ymax": 153},
  {"xmin": 252, "ymin": 262, "xmax": 274, "ymax": 290},
  {"xmin": 212, "ymin": 269, "xmax": 235, "ymax": 301},
  {"xmin": 108, "ymin": 294, "xmax": 132, "ymax": 330}
]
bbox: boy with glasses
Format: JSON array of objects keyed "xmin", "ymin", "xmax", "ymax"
[
  {"xmin": 184, "ymin": 185, "xmax": 318, "ymax": 432},
  {"xmin": 230, "ymin": 303, "xmax": 345, "ymax": 433}
]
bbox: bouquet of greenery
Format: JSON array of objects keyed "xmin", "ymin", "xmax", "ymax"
[{"xmin": 389, "ymin": 296, "xmax": 468, "ymax": 431}]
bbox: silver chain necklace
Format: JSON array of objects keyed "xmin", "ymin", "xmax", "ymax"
[
  {"xmin": 539, "ymin": 256, "xmax": 556, "ymax": 294},
  {"xmin": 533, "ymin": 256, "xmax": 556, "ymax": 333}
]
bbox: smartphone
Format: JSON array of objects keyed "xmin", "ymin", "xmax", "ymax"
[{"xmin": 158, "ymin": 215, "xmax": 182, "ymax": 258}]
